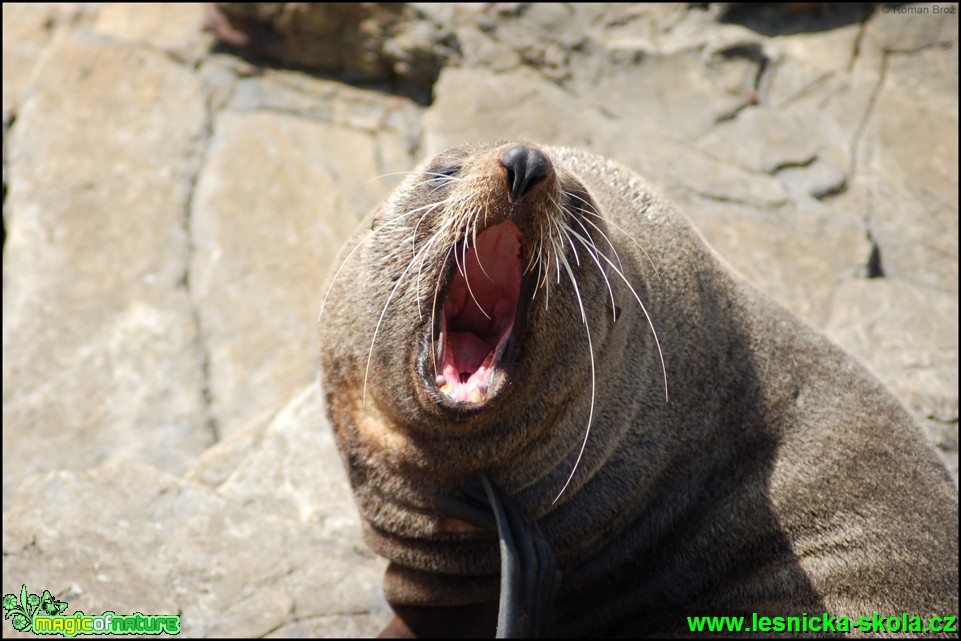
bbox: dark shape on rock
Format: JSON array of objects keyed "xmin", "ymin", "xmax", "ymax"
[
  {"xmin": 714, "ymin": 3, "xmax": 875, "ymax": 37},
  {"xmin": 867, "ymin": 236, "xmax": 885, "ymax": 279},
  {"xmin": 205, "ymin": 3, "xmax": 460, "ymax": 104}
]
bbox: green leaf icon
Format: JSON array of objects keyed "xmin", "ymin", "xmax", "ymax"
[{"xmin": 39, "ymin": 591, "xmax": 67, "ymax": 616}]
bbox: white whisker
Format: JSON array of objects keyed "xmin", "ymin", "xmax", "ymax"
[
  {"xmin": 318, "ymin": 234, "xmax": 368, "ymax": 322},
  {"xmin": 565, "ymin": 220, "xmax": 669, "ymax": 403},
  {"xmin": 430, "ymin": 245, "xmax": 454, "ymax": 378},
  {"xmin": 575, "ymin": 201, "xmax": 661, "ymax": 281},
  {"xmin": 560, "ymin": 217, "xmax": 617, "ymax": 321},
  {"xmin": 363, "ymin": 227, "xmax": 447, "ymax": 407},
  {"xmin": 552, "ymin": 246, "xmax": 596, "ymax": 504},
  {"xmin": 565, "ymin": 195, "xmax": 625, "ymax": 275}
]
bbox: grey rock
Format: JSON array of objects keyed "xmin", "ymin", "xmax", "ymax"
[
  {"xmin": 1, "ymin": 3, "xmax": 100, "ymax": 121},
  {"xmin": 2, "ymin": 457, "xmax": 390, "ymax": 637},
  {"xmin": 2, "ymin": 32, "xmax": 211, "ymax": 507},
  {"xmin": 697, "ymin": 107, "xmax": 820, "ymax": 175},
  {"xmin": 188, "ymin": 384, "xmax": 357, "ymax": 526},
  {"xmin": 573, "ymin": 45, "xmax": 757, "ymax": 142},
  {"xmin": 862, "ymin": 47, "xmax": 958, "ymax": 294},
  {"xmin": 617, "ymin": 137, "xmax": 790, "ymax": 208},
  {"xmin": 227, "ymin": 69, "xmax": 424, "ymax": 148},
  {"xmin": 190, "ymin": 85, "xmax": 417, "ymax": 439},
  {"xmin": 825, "ymin": 277, "xmax": 959, "ymax": 484},
  {"xmin": 92, "ymin": 3, "xmax": 212, "ymax": 62},
  {"xmin": 679, "ymin": 200, "xmax": 869, "ymax": 327},
  {"xmin": 826, "ymin": 278, "xmax": 958, "ymax": 422},
  {"xmin": 424, "ymin": 66, "xmax": 606, "ymax": 154},
  {"xmin": 764, "ymin": 22, "xmax": 864, "ymax": 111},
  {"xmin": 869, "ymin": 4, "xmax": 959, "ymax": 51}
]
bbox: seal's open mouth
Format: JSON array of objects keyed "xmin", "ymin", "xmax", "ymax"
[{"xmin": 436, "ymin": 222, "xmax": 523, "ymax": 404}]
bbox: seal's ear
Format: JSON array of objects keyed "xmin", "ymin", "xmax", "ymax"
[{"xmin": 368, "ymin": 201, "xmax": 391, "ymax": 232}]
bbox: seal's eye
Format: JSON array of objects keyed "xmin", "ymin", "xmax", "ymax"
[{"xmin": 426, "ymin": 166, "xmax": 459, "ymax": 190}]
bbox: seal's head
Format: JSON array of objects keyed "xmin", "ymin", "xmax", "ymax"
[
  {"xmin": 320, "ymin": 139, "xmax": 663, "ymax": 577},
  {"xmin": 355, "ymin": 140, "xmax": 614, "ymax": 440}
]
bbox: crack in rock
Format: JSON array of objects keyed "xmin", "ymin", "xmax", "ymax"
[{"xmin": 182, "ymin": 92, "xmax": 226, "ymax": 446}]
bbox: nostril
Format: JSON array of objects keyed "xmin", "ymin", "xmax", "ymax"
[{"xmin": 500, "ymin": 145, "xmax": 550, "ymax": 198}]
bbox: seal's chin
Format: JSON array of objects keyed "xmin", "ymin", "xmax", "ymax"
[{"xmin": 436, "ymin": 222, "xmax": 523, "ymax": 404}]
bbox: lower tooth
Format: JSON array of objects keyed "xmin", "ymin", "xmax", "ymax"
[{"xmin": 469, "ymin": 390, "xmax": 483, "ymax": 403}]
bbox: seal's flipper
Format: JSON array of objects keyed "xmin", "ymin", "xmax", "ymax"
[
  {"xmin": 478, "ymin": 472, "xmax": 560, "ymax": 638},
  {"xmin": 432, "ymin": 489, "xmax": 496, "ymax": 532},
  {"xmin": 433, "ymin": 475, "xmax": 559, "ymax": 637}
]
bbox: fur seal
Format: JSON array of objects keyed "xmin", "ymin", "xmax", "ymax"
[{"xmin": 318, "ymin": 140, "xmax": 958, "ymax": 637}]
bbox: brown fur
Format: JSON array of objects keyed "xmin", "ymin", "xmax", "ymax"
[{"xmin": 319, "ymin": 141, "xmax": 958, "ymax": 636}]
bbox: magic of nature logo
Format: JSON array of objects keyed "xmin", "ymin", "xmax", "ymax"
[{"xmin": 3, "ymin": 585, "xmax": 180, "ymax": 636}]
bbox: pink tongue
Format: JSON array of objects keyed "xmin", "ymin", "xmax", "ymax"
[{"xmin": 447, "ymin": 331, "xmax": 491, "ymax": 375}]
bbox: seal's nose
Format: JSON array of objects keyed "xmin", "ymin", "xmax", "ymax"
[{"xmin": 501, "ymin": 145, "xmax": 550, "ymax": 199}]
